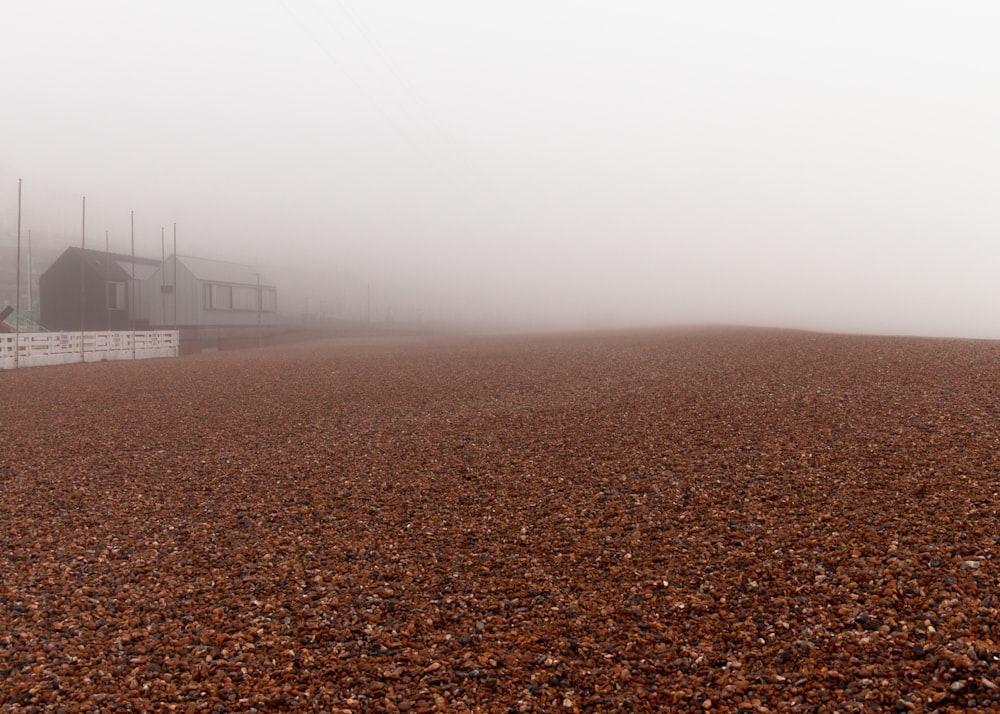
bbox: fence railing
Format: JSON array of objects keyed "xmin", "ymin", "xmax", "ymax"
[{"xmin": 0, "ymin": 331, "xmax": 179, "ymax": 370}]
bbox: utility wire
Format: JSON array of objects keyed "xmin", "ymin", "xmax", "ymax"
[
  {"xmin": 272, "ymin": 0, "xmax": 432, "ymax": 163},
  {"xmin": 333, "ymin": 0, "xmax": 469, "ymax": 166},
  {"xmin": 305, "ymin": 0, "xmax": 420, "ymax": 133},
  {"xmin": 273, "ymin": 0, "xmax": 503, "ymax": 220}
]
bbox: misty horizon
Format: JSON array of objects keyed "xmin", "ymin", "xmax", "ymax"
[{"xmin": 3, "ymin": 2, "xmax": 999, "ymax": 338}]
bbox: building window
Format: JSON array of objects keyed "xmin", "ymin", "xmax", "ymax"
[
  {"xmin": 261, "ymin": 288, "xmax": 277, "ymax": 312},
  {"xmin": 206, "ymin": 283, "xmax": 232, "ymax": 310},
  {"xmin": 231, "ymin": 286, "xmax": 258, "ymax": 311},
  {"xmin": 205, "ymin": 283, "xmax": 277, "ymax": 312},
  {"xmin": 107, "ymin": 281, "xmax": 127, "ymax": 310}
]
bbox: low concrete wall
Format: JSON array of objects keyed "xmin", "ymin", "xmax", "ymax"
[
  {"xmin": 0, "ymin": 331, "xmax": 179, "ymax": 370},
  {"xmin": 177, "ymin": 325, "xmax": 287, "ymax": 342}
]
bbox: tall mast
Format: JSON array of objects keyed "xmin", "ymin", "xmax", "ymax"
[
  {"xmin": 106, "ymin": 229, "xmax": 111, "ymax": 331},
  {"xmin": 15, "ymin": 179, "xmax": 22, "ymax": 368},
  {"xmin": 130, "ymin": 210, "xmax": 136, "ymax": 359},
  {"xmin": 161, "ymin": 226, "xmax": 165, "ymax": 327},
  {"xmin": 172, "ymin": 223, "xmax": 177, "ymax": 330},
  {"xmin": 80, "ymin": 196, "xmax": 86, "ymax": 360},
  {"xmin": 27, "ymin": 228, "xmax": 32, "ymax": 321}
]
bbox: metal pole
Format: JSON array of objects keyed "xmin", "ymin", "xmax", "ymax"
[
  {"xmin": 130, "ymin": 210, "xmax": 136, "ymax": 360},
  {"xmin": 27, "ymin": 229, "xmax": 33, "ymax": 321},
  {"xmin": 256, "ymin": 272, "xmax": 262, "ymax": 348},
  {"xmin": 172, "ymin": 223, "xmax": 177, "ymax": 330},
  {"xmin": 14, "ymin": 179, "xmax": 21, "ymax": 368},
  {"xmin": 80, "ymin": 196, "xmax": 86, "ymax": 361},
  {"xmin": 160, "ymin": 226, "xmax": 165, "ymax": 327},
  {"xmin": 105, "ymin": 229, "xmax": 110, "ymax": 330},
  {"xmin": 174, "ymin": 223, "xmax": 180, "ymax": 330}
]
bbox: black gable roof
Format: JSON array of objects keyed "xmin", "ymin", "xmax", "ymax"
[{"xmin": 61, "ymin": 246, "xmax": 160, "ymax": 281}]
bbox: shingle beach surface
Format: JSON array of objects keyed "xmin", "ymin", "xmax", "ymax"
[{"xmin": 2, "ymin": 328, "xmax": 999, "ymax": 712}]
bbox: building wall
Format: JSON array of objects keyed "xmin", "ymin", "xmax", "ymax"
[
  {"xmin": 145, "ymin": 259, "xmax": 278, "ymax": 327},
  {"xmin": 144, "ymin": 259, "xmax": 198, "ymax": 327},
  {"xmin": 39, "ymin": 250, "xmax": 78, "ymax": 330},
  {"xmin": 39, "ymin": 250, "xmax": 127, "ymax": 330},
  {"xmin": 39, "ymin": 250, "xmax": 138, "ymax": 331},
  {"xmin": 195, "ymin": 278, "xmax": 279, "ymax": 326}
]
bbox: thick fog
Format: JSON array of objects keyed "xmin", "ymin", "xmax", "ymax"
[{"xmin": 3, "ymin": 2, "xmax": 1000, "ymax": 336}]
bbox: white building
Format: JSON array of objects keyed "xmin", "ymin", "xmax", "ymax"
[{"xmin": 144, "ymin": 254, "xmax": 278, "ymax": 328}]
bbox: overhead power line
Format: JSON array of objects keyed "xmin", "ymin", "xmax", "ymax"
[
  {"xmin": 272, "ymin": 0, "xmax": 450, "ymax": 168},
  {"xmin": 333, "ymin": 0, "xmax": 468, "ymax": 166}
]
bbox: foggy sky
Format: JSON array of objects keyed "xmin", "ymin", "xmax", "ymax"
[{"xmin": 3, "ymin": 1, "xmax": 1000, "ymax": 335}]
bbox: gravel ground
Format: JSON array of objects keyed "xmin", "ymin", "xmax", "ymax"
[{"xmin": 2, "ymin": 327, "xmax": 1000, "ymax": 712}]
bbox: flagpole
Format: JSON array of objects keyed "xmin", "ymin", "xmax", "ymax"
[
  {"xmin": 172, "ymin": 223, "xmax": 177, "ymax": 330},
  {"xmin": 27, "ymin": 228, "xmax": 33, "ymax": 322},
  {"xmin": 80, "ymin": 196, "xmax": 86, "ymax": 361},
  {"xmin": 131, "ymin": 210, "xmax": 136, "ymax": 360},
  {"xmin": 106, "ymin": 229, "xmax": 111, "ymax": 330},
  {"xmin": 15, "ymin": 179, "xmax": 22, "ymax": 368},
  {"xmin": 160, "ymin": 226, "xmax": 165, "ymax": 327}
]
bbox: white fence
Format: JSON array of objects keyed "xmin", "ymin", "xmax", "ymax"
[{"xmin": 0, "ymin": 331, "xmax": 179, "ymax": 370}]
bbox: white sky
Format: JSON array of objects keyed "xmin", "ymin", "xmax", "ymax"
[{"xmin": 2, "ymin": 1, "xmax": 1000, "ymax": 334}]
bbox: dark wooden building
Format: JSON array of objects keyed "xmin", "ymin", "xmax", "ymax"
[{"xmin": 39, "ymin": 247, "xmax": 160, "ymax": 331}]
